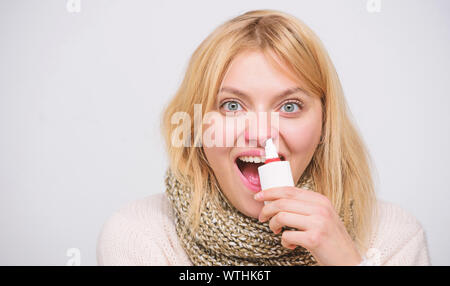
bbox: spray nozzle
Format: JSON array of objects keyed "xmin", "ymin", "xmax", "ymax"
[{"xmin": 264, "ymin": 138, "xmax": 279, "ymax": 160}]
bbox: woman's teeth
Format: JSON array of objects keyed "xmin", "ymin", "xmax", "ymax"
[{"xmin": 238, "ymin": 156, "xmax": 265, "ymax": 164}]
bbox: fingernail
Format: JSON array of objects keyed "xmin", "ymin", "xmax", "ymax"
[{"xmin": 254, "ymin": 192, "xmax": 263, "ymax": 200}]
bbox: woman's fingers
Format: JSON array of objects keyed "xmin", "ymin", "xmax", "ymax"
[
  {"xmin": 254, "ymin": 186, "xmax": 329, "ymax": 207},
  {"xmin": 258, "ymin": 198, "xmax": 317, "ymax": 223},
  {"xmin": 281, "ymin": 230, "xmax": 317, "ymax": 251},
  {"xmin": 267, "ymin": 211, "xmax": 312, "ymax": 234}
]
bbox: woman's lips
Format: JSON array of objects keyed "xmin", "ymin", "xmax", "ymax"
[
  {"xmin": 232, "ymin": 149, "xmax": 286, "ymax": 193},
  {"xmin": 234, "ymin": 159, "xmax": 262, "ymax": 192}
]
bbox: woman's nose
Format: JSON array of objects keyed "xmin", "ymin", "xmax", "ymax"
[{"xmin": 244, "ymin": 126, "xmax": 279, "ymax": 148}]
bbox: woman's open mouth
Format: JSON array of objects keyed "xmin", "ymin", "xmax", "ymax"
[{"xmin": 234, "ymin": 155, "xmax": 285, "ymax": 192}]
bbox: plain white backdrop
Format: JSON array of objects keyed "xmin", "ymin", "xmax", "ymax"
[{"xmin": 1, "ymin": 0, "xmax": 449, "ymax": 265}]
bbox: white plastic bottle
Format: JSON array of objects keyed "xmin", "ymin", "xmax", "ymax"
[{"xmin": 257, "ymin": 138, "xmax": 294, "ymax": 204}]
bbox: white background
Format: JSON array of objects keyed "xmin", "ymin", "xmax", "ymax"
[{"xmin": 1, "ymin": 0, "xmax": 449, "ymax": 265}]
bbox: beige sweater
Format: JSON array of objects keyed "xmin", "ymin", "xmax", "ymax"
[{"xmin": 96, "ymin": 193, "xmax": 431, "ymax": 266}]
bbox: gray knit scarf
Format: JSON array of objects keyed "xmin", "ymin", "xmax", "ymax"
[{"xmin": 164, "ymin": 168, "xmax": 354, "ymax": 266}]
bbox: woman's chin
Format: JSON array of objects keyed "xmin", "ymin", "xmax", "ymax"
[
  {"xmin": 235, "ymin": 197, "xmax": 264, "ymax": 219},
  {"xmin": 220, "ymin": 172, "xmax": 264, "ymax": 219},
  {"xmin": 227, "ymin": 178, "xmax": 264, "ymax": 219}
]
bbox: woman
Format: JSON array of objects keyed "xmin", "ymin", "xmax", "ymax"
[{"xmin": 96, "ymin": 9, "xmax": 431, "ymax": 266}]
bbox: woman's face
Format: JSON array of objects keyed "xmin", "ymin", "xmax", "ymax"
[{"xmin": 202, "ymin": 50, "xmax": 323, "ymax": 219}]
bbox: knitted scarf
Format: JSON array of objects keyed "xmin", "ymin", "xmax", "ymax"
[{"xmin": 164, "ymin": 168, "xmax": 355, "ymax": 266}]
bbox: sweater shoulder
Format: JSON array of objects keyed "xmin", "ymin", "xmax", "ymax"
[
  {"xmin": 374, "ymin": 199, "xmax": 425, "ymax": 233},
  {"xmin": 365, "ymin": 199, "xmax": 430, "ymax": 265},
  {"xmin": 103, "ymin": 192, "xmax": 173, "ymax": 239},
  {"xmin": 113, "ymin": 192, "xmax": 173, "ymax": 227},
  {"xmin": 96, "ymin": 192, "xmax": 190, "ymax": 265}
]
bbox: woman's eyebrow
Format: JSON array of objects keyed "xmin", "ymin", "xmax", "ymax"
[{"xmin": 218, "ymin": 86, "xmax": 308, "ymax": 101}]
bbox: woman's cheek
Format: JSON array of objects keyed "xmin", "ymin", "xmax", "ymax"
[
  {"xmin": 281, "ymin": 119, "xmax": 317, "ymax": 149},
  {"xmin": 280, "ymin": 118, "xmax": 321, "ymax": 182},
  {"xmin": 202, "ymin": 112, "xmax": 248, "ymax": 147},
  {"xmin": 202, "ymin": 112, "xmax": 227, "ymax": 147},
  {"xmin": 224, "ymin": 117, "xmax": 244, "ymax": 147}
]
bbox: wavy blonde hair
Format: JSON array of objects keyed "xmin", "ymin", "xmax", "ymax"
[{"xmin": 161, "ymin": 9, "xmax": 378, "ymax": 255}]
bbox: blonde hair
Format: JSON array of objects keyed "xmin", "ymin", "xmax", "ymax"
[{"xmin": 161, "ymin": 9, "xmax": 378, "ymax": 255}]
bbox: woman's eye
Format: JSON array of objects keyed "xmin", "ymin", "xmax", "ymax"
[
  {"xmin": 221, "ymin": 101, "xmax": 243, "ymax": 112},
  {"xmin": 280, "ymin": 102, "xmax": 301, "ymax": 113}
]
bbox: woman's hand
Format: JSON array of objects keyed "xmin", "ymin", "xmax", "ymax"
[{"xmin": 254, "ymin": 186, "xmax": 362, "ymax": 266}]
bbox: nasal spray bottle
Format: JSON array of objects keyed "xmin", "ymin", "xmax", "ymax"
[{"xmin": 257, "ymin": 138, "xmax": 294, "ymax": 205}]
